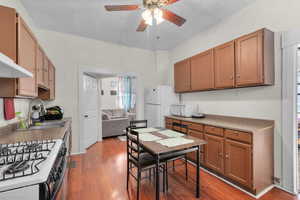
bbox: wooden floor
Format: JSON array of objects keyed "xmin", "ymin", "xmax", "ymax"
[{"xmin": 67, "ymin": 138, "xmax": 299, "ymax": 200}]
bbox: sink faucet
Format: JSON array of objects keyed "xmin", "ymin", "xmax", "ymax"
[{"xmin": 27, "ymin": 98, "xmax": 46, "ymax": 127}]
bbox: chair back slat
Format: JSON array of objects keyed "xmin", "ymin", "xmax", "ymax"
[{"xmin": 130, "ymin": 120, "xmax": 147, "ymax": 129}]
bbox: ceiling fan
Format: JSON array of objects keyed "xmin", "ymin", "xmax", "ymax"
[{"xmin": 104, "ymin": 0, "xmax": 186, "ymax": 32}]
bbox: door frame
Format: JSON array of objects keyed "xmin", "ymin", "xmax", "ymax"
[
  {"xmin": 281, "ymin": 29, "xmax": 300, "ymax": 194},
  {"xmin": 78, "ymin": 65, "xmax": 141, "ymax": 153}
]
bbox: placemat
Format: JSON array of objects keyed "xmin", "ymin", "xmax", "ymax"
[
  {"xmin": 135, "ymin": 128, "xmax": 160, "ymax": 133},
  {"xmin": 156, "ymin": 137, "xmax": 194, "ymax": 147},
  {"xmin": 158, "ymin": 130, "xmax": 184, "ymax": 137},
  {"xmin": 139, "ymin": 133, "xmax": 162, "ymax": 141}
]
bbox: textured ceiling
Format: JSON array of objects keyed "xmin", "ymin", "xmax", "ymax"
[{"xmin": 21, "ymin": 0, "xmax": 255, "ymax": 50}]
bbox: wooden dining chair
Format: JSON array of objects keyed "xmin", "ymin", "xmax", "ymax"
[
  {"xmin": 126, "ymin": 128, "xmax": 167, "ymax": 200},
  {"xmin": 129, "ymin": 120, "xmax": 148, "ymax": 129}
]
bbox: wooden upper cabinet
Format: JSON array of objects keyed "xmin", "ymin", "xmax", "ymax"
[
  {"xmin": 43, "ymin": 56, "xmax": 49, "ymax": 88},
  {"xmin": 173, "ymin": 28, "xmax": 274, "ymax": 93},
  {"xmin": 225, "ymin": 139, "xmax": 252, "ymax": 188},
  {"xmin": 36, "ymin": 46, "xmax": 44, "ymax": 86},
  {"xmin": 235, "ymin": 29, "xmax": 274, "ymax": 87},
  {"xmin": 204, "ymin": 134, "xmax": 224, "ymax": 174},
  {"xmin": 174, "ymin": 59, "xmax": 191, "ymax": 92},
  {"xmin": 191, "ymin": 49, "xmax": 214, "ymax": 91},
  {"xmin": 49, "ymin": 61, "xmax": 55, "ymax": 100},
  {"xmin": 17, "ymin": 17, "xmax": 37, "ymax": 97},
  {"xmin": 0, "ymin": 6, "xmax": 17, "ymax": 62},
  {"xmin": 214, "ymin": 41, "xmax": 235, "ymax": 89}
]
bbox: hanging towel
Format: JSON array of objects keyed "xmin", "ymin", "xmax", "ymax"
[{"xmin": 4, "ymin": 98, "xmax": 15, "ymax": 120}]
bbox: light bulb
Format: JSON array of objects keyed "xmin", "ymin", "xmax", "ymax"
[
  {"xmin": 153, "ymin": 8, "xmax": 164, "ymax": 25},
  {"xmin": 142, "ymin": 9, "xmax": 153, "ymax": 25}
]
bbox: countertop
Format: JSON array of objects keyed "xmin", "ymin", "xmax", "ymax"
[
  {"xmin": 0, "ymin": 118, "xmax": 72, "ymax": 144},
  {"xmin": 166, "ymin": 115, "xmax": 274, "ymax": 133}
]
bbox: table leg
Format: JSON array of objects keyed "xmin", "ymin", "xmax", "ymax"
[
  {"xmin": 196, "ymin": 146, "xmax": 200, "ymax": 198},
  {"xmin": 156, "ymin": 155, "xmax": 160, "ymax": 200}
]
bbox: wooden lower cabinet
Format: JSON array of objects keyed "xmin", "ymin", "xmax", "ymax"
[
  {"xmin": 165, "ymin": 116, "xmax": 274, "ymax": 195},
  {"xmin": 187, "ymin": 130, "xmax": 204, "ymax": 164},
  {"xmin": 225, "ymin": 139, "xmax": 252, "ymax": 188},
  {"xmin": 204, "ymin": 134, "xmax": 224, "ymax": 174}
]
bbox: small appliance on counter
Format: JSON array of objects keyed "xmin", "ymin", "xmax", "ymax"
[
  {"xmin": 44, "ymin": 106, "xmax": 64, "ymax": 120},
  {"xmin": 170, "ymin": 104, "xmax": 194, "ymax": 118},
  {"xmin": 192, "ymin": 113, "xmax": 205, "ymax": 118}
]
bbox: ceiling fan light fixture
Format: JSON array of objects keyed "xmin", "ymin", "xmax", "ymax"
[
  {"xmin": 153, "ymin": 8, "xmax": 164, "ymax": 24},
  {"xmin": 142, "ymin": 9, "xmax": 153, "ymax": 25}
]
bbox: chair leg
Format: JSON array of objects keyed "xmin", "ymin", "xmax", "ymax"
[
  {"xmin": 166, "ymin": 162, "xmax": 169, "ymax": 191},
  {"xmin": 185, "ymin": 155, "xmax": 188, "ymax": 181},
  {"xmin": 149, "ymin": 168, "xmax": 152, "ymax": 181},
  {"xmin": 173, "ymin": 160, "xmax": 175, "ymax": 172},
  {"xmin": 127, "ymin": 161, "xmax": 130, "ymax": 190},
  {"xmin": 163, "ymin": 165, "xmax": 166, "ymax": 193},
  {"xmin": 137, "ymin": 169, "xmax": 141, "ymax": 200}
]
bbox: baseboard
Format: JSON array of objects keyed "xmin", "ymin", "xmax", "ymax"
[
  {"xmin": 71, "ymin": 151, "xmax": 85, "ymax": 156},
  {"xmin": 187, "ymin": 160, "xmax": 274, "ymax": 199},
  {"xmin": 275, "ymin": 185, "xmax": 297, "ymax": 195}
]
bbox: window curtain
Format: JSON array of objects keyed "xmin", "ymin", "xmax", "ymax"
[{"xmin": 117, "ymin": 76, "xmax": 136, "ymax": 112}]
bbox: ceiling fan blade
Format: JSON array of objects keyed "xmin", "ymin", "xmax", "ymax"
[
  {"xmin": 166, "ymin": 0, "xmax": 180, "ymax": 5},
  {"xmin": 162, "ymin": 9, "xmax": 186, "ymax": 26},
  {"xmin": 136, "ymin": 20, "xmax": 148, "ymax": 32},
  {"xmin": 104, "ymin": 5, "xmax": 140, "ymax": 11}
]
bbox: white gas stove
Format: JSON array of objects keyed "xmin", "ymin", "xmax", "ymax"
[{"xmin": 0, "ymin": 139, "xmax": 64, "ymax": 200}]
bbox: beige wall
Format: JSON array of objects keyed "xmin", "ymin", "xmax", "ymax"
[{"xmin": 166, "ymin": 0, "xmax": 300, "ymax": 188}]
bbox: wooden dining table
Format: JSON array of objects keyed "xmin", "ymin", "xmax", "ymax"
[{"xmin": 133, "ymin": 128, "xmax": 207, "ymax": 200}]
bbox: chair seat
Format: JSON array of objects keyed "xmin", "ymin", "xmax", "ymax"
[{"xmin": 129, "ymin": 153, "xmax": 157, "ymax": 168}]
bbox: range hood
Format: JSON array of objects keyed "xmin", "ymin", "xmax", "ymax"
[{"xmin": 0, "ymin": 53, "xmax": 33, "ymax": 78}]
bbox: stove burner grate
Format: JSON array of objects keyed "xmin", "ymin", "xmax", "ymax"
[{"xmin": 0, "ymin": 140, "xmax": 56, "ymax": 181}]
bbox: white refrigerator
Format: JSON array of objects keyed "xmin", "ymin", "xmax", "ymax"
[{"xmin": 144, "ymin": 85, "xmax": 178, "ymax": 127}]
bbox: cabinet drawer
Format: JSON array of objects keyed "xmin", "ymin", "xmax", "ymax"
[
  {"xmin": 225, "ymin": 129, "xmax": 252, "ymax": 144},
  {"xmin": 188, "ymin": 130, "xmax": 204, "ymax": 152},
  {"xmin": 189, "ymin": 123, "xmax": 204, "ymax": 132},
  {"xmin": 182, "ymin": 121, "xmax": 192, "ymax": 133},
  {"xmin": 172, "ymin": 119, "xmax": 181, "ymax": 124},
  {"xmin": 165, "ymin": 118, "xmax": 173, "ymax": 124},
  {"xmin": 205, "ymin": 125, "xmax": 224, "ymax": 136}
]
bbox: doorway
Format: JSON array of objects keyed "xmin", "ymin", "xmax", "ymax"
[{"xmin": 82, "ymin": 74, "xmax": 100, "ymax": 149}]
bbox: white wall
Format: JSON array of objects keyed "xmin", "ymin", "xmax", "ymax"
[
  {"xmin": 165, "ymin": 0, "xmax": 300, "ymax": 190},
  {"xmin": 100, "ymin": 77, "xmax": 119, "ymax": 110},
  {"xmin": 34, "ymin": 30, "xmax": 160, "ymax": 153}
]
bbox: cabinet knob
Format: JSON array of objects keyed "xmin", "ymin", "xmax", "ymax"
[
  {"xmin": 229, "ymin": 76, "xmax": 233, "ymax": 80},
  {"xmin": 225, "ymin": 154, "xmax": 229, "ymax": 159}
]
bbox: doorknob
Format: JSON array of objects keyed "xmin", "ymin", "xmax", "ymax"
[{"xmin": 84, "ymin": 115, "xmax": 88, "ymax": 118}]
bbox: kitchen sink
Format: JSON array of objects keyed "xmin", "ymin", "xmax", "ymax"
[{"xmin": 17, "ymin": 121, "xmax": 65, "ymax": 131}]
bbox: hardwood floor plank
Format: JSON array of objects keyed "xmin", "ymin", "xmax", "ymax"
[{"xmin": 66, "ymin": 138, "xmax": 299, "ymax": 200}]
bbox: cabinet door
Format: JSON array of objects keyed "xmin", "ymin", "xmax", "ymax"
[
  {"xmin": 49, "ymin": 62, "xmax": 55, "ymax": 100},
  {"xmin": 225, "ymin": 139, "xmax": 252, "ymax": 188},
  {"xmin": 17, "ymin": 17, "xmax": 37, "ymax": 97},
  {"xmin": 43, "ymin": 56, "xmax": 49, "ymax": 88},
  {"xmin": 188, "ymin": 130, "xmax": 205, "ymax": 164},
  {"xmin": 0, "ymin": 6, "xmax": 17, "ymax": 62},
  {"xmin": 214, "ymin": 41, "xmax": 235, "ymax": 89},
  {"xmin": 174, "ymin": 59, "xmax": 191, "ymax": 92},
  {"xmin": 235, "ymin": 30, "xmax": 263, "ymax": 86},
  {"xmin": 191, "ymin": 49, "xmax": 214, "ymax": 91},
  {"xmin": 36, "ymin": 46, "xmax": 44, "ymax": 86},
  {"xmin": 204, "ymin": 134, "xmax": 224, "ymax": 174}
]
